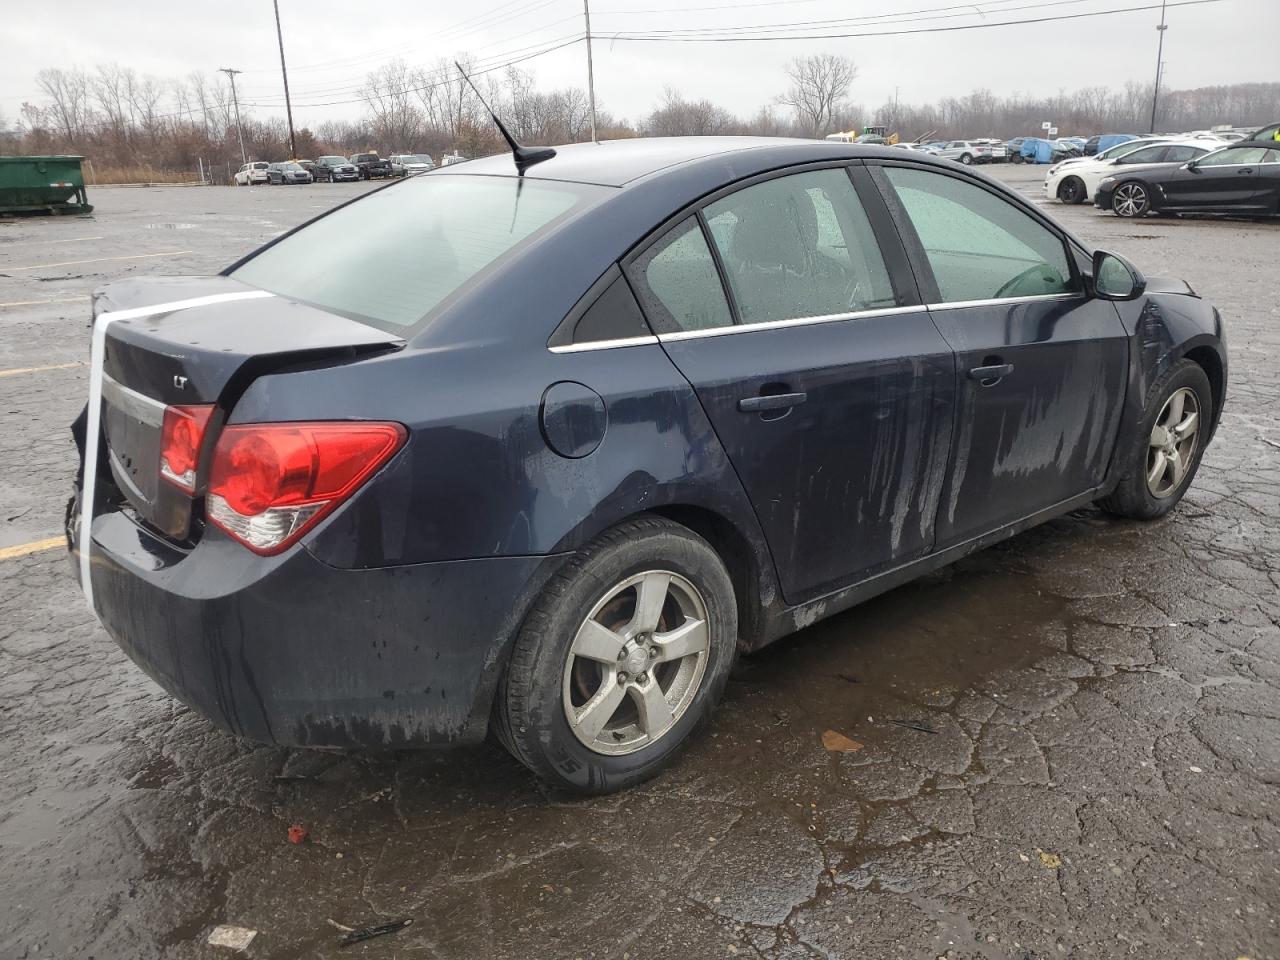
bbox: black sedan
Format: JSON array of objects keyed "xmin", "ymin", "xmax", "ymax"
[
  {"xmin": 69, "ymin": 138, "xmax": 1227, "ymax": 793},
  {"xmin": 1096, "ymin": 141, "xmax": 1280, "ymax": 218}
]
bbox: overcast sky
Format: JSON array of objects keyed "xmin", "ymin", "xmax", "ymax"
[{"xmin": 2, "ymin": 0, "xmax": 1277, "ymax": 129}]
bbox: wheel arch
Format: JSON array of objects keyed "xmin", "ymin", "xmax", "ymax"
[
  {"xmin": 645, "ymin": 503, "xmax": 769, "ymax": 650},
  {"xmin": 1182, "ymin": 343, "xmax": 1226, "ymax": 439}
]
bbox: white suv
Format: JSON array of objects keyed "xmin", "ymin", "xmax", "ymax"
[
  {"xmin": 937, "ymin": 140, "xmax": 1005, "ymax": 165},
  {"xmin": 1045, "ymin": 139, "xmax": 1220, "ymax": 205},
  {"xmin": 233, "ymin": 162, "xmax": 270, "ymax": 186}
]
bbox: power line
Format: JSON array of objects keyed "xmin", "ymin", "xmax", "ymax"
[
  {"xmin": 603, "ymin": 0, "xmax": 1224, "ymax": 41},
  {"xmin": 239, "ymin": 35, "xmax": 586, "ymax": 110},
  {"xmin": 242, "ymin": 20, "xmax": 583, "ymax": 103}
]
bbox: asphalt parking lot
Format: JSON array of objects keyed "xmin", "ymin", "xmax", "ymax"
[{"xmin": 1, "ymin": 166, "xmax": 1278, "ymax": 960}]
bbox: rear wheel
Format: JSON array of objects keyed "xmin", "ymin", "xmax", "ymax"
[
  {"xmin": 1113, "ymin": 181, "xmax": 1151, "ymax": 218},
  {"xmin": 496, "ymin": 517, "xmax": 737, "ymax": 794},
  {"xmin": 1057, "ymin": 176, "xmax": 1086, "ymax": 205},
  {"xmin": 960, "ymin": 153, "xmax": 973, "ymax": 165},
  {"xmin": 1099, "ymin": 359, "xmax": 1211, "ymax": 520}
]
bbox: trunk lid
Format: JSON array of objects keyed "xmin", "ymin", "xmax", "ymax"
[{"xmin": 93, "ymin": 276, "xmax": 404, "ymax": 539}]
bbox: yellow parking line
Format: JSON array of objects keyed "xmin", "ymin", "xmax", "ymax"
[
  {"xmin": 0, "ymin": 296, "xmax": 89, "ymax": 308},
  {"xmin": 0, "ymin": 361, "xmax": 84, "ymax": 378},
  {"xmin": 7, "ymin": 251, "xmax": 192, "ymax": 272},
  {"xmin": 0, "ymin": 536, "xmax": 64, "ymax": 561}
]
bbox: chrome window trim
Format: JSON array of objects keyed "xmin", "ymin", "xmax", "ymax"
[
  {"xmin": 548, "ymin": 334, "xmax": 660, "ymax": 354},
  {"xmin": 550, "ymin": 292, "xmax": 1088, "ymax": 351},
  {"xmin": 101, "ymin": 371, "xmax": 165, "ymax": 426},
  {"xmin": 656, "ymin": 304, "xmax": 926, "ymax": 342},
  {"xmin": 926, "ymin": 292, "xmax": 1085, "ymax": 311}
]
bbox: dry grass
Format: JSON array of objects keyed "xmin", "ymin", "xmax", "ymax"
[{"xmin": 83, "ymin": 164, "xmax": 205, "ymax": 185}]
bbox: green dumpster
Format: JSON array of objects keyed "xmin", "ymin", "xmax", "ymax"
[{"xmin": 0, "ymin": 155, "xmax": 93, "ymax": 214}]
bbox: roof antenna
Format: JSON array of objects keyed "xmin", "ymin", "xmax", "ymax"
[{"xmin": 454, "ymin": 61, "xmax": 556, "ymax": 176}]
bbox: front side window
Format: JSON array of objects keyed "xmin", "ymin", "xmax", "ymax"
[
  {"xmin": 703, "ymin": 168, "xmax": 895, "ymax": 323},
  {"xmin": 883, "ymin": 166, "xmax": 1077, "ymax": 303},
  {"xmin": 628, "ymin": 218, "xmax": 732, "ymax": 333},
  {"xmin": 232, "ymin": 175, "xmax": 607, "ymax": 333},
  {"xmin": 1198, "ymin": 146, "xmax": 1268, "ymax": 166}
]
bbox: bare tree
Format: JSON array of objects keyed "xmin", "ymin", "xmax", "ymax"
[
  {"xmin": 360, "ymin": 59, "xmax": 425, "ymax": 149},
  {"xmin": 779, "ymin": 54, "xmax": 857, "ymax": 135},
  {"xmin": 644, "ymin": 88, "xmax": 739, "ymax": 136},
  {"xmin": 35, "ymin": 67, "xmax": 93, "ymax": 146}
]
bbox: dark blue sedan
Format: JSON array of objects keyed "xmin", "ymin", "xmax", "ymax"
[{"xmin": 69, "ymin": 137, "xmax": 1227, "ymax": 793}]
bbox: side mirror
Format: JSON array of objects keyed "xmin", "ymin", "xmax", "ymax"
[
  {"xmin": 1092, "ymin": 250, "xmax": 1147, "ymax": 301},
  {"xmin": 1184, "ymin": 159, "xmax": 1200, "ymax": 172}
]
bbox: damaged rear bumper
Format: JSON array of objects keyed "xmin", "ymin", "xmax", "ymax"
[{"xmin": 73, "ymin": 505, "xmax": 558, "ymax": 748}]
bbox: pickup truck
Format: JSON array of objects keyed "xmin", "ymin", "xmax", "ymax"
[{"xmin": 349, "ymin": 153, "xmax": 394, "ymax": 180}]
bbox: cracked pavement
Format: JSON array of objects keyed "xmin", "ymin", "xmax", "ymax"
[{"xmin": 1, "ymin": 169, "xmax": 1278, "ymax": 959}]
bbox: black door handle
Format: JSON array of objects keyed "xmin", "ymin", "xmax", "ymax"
[
  {"xmin": 739, "ymin": 392, "xmax": 807, "ymax": 412},
  {"xmin": 1237, "ymin": 168, "xmax": 1253, "ymax": 175},
  {"xmin": 968, "ymin": 363, "xmax": 1014, "ymax": 383}
]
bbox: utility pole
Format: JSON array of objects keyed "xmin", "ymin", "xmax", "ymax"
[
  {"xmin": 219, "ymin": 67, "xmax": 247, "ymax": 165},
  {"xmin": 583, "ymin": 0, "xmax": 598, "ymax": 144},
  {"xmin": 273, "ymin": 0, "xmax": 298, "ymax": 159},
  {"xmin": 1149, "ymin": 0, "xmax": 1168, "ymax": 134}
]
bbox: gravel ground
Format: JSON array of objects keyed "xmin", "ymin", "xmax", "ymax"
[{"xmin": 1, "ymin": 167, "xmax": 1277, "ymax": 960}]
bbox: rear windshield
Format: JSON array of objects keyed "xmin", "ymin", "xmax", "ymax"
[{"xmin": 230, "ymin": 174, "xmax": 609, "ymax": 331}]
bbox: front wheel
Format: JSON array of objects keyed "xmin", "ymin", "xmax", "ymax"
[
  {"xmin": 1057, "ymin": 176, "xmax": 1086, "ymax": 205},
  {"xmin": 1112, "ymin": 181, "xmax": 1150, "ymax": 218},
  {"xmin": 1099, "ymin": 359, "xmax": 1212, "ymax": 520},
  {"xmin": 496, "ymin": 516, "xmax": 737, "ymax": 794}
]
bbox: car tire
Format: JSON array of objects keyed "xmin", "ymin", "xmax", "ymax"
[
  {"xmin": 1099, "ymin": 359, "xmax": 1212, "ymax": 521},
  {"xmin": 960, "ymin": 153, "xmax": 973, "ymax": 165},
  {"xmin": 1057, "ymin": 176, "xmax": 1086, "ymax": 205},
  {"xmin": 495, "ymin": 516, "xmax": 737, "ymax": 794},
  {"xmin": 1112, "ymin": 181, "xmax": 1151, "ymax": 218}
]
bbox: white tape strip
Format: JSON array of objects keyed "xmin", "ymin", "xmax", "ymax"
[{"xmin": 79, "ymin": 289, "xmax": 275, "ymax": 611}]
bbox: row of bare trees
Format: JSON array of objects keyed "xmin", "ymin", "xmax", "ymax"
[{"xmin": 6, "ymin": 53, "xmax": 1277, "ymax": 181}]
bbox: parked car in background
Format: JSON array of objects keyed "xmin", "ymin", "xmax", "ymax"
[
  {"xmin": 440, "ymin": 153, "xmax": 468, "ymax": 166},
  {"xmin": 266, "ymin": 161, "xmax": 313, "ymax": 185},
  {"xmin": 314, "ymin": 156, "xmax": 360, "ymax": 183},
  {"xmin": 1096, "ymin": 141, "xmax": 1280, "ymax": 218},
  {"xmin": 233, "ymin": 161, "xmax": 270, "ymax": 186},
  {"xmin": 1005, "ymin": 137, "xmax": 1029, "ymax": 162},
  {"xmin": 70, "ymin": 137, "xmax": 1226, "ymax": 794},
  {"xmin": 894, "ymin": 142, "xmax": 942, "ymax": 155},
  {"xmin": 936, "ymin": 140, "xmax": 1002, "ymax": 164},
  {"xmin": 1046, "ymin": 140, "xmax": 1218, "ymax": 205},
  {"xmin": 350, "ymin": 152, "xmax": 394, "ymax": 180},
  {"xmin": 390, "ymin": 153, "xmax": 436, "ymax": 176}
]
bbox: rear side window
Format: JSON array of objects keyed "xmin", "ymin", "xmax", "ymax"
[
  {"xmin": 1164, "ymin": 145, "xmax": 1203, "ymax": 162},
  {"xmin": 628, "ymin": 218, "xmax": 733, "ymax": 333},
  {"xmin": 882, "ymin": 166, "xmax": 1077, "ymax": 304},
  {"xmin": 231, "ymin": 175, "xmax": 607, "ymax": 332},
  {"xmin": 703, "ymin": 168, "xmax": 895, "ymax": 322},
  {"xmin": 1116, "ymin": 145, "xmax": 1167, "ymax": 164}
]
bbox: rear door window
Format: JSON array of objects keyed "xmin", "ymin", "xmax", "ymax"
[
  {"xmin": 882, "ymin": 166, "xmax": 1078, "ymax": 303},
  {"xmin": 702, "ymin": 168, "xmax": 896, "ymax": 322},
  {"xmin": 231, "ymin": 175, "xmax": 608, "ymax": 332}
]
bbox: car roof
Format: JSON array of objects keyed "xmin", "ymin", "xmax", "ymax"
[{"xmin": 431, "ymin": 136, "xmax": 921, "ymax": 188}]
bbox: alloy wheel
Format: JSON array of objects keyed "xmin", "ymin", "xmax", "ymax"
[
  {"xmin": 561, "ymin": 570, "xmax": 710, "ymax": 756},
  {"xmin": 1147, "ymin": 387, "xmax": 1200, "ymax": 498},
  {"xmin": 1114, "ymin": 182, "xmax": 1149, "ymax": 218}
]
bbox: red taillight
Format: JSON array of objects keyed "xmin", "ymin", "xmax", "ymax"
[
  {"xmin": 160, "ymin": 404, "xmax": 215, "ymax": 491},
  {"xmin": 207, "ymin": 421, "xmax": 406, "ymax": 555}
]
